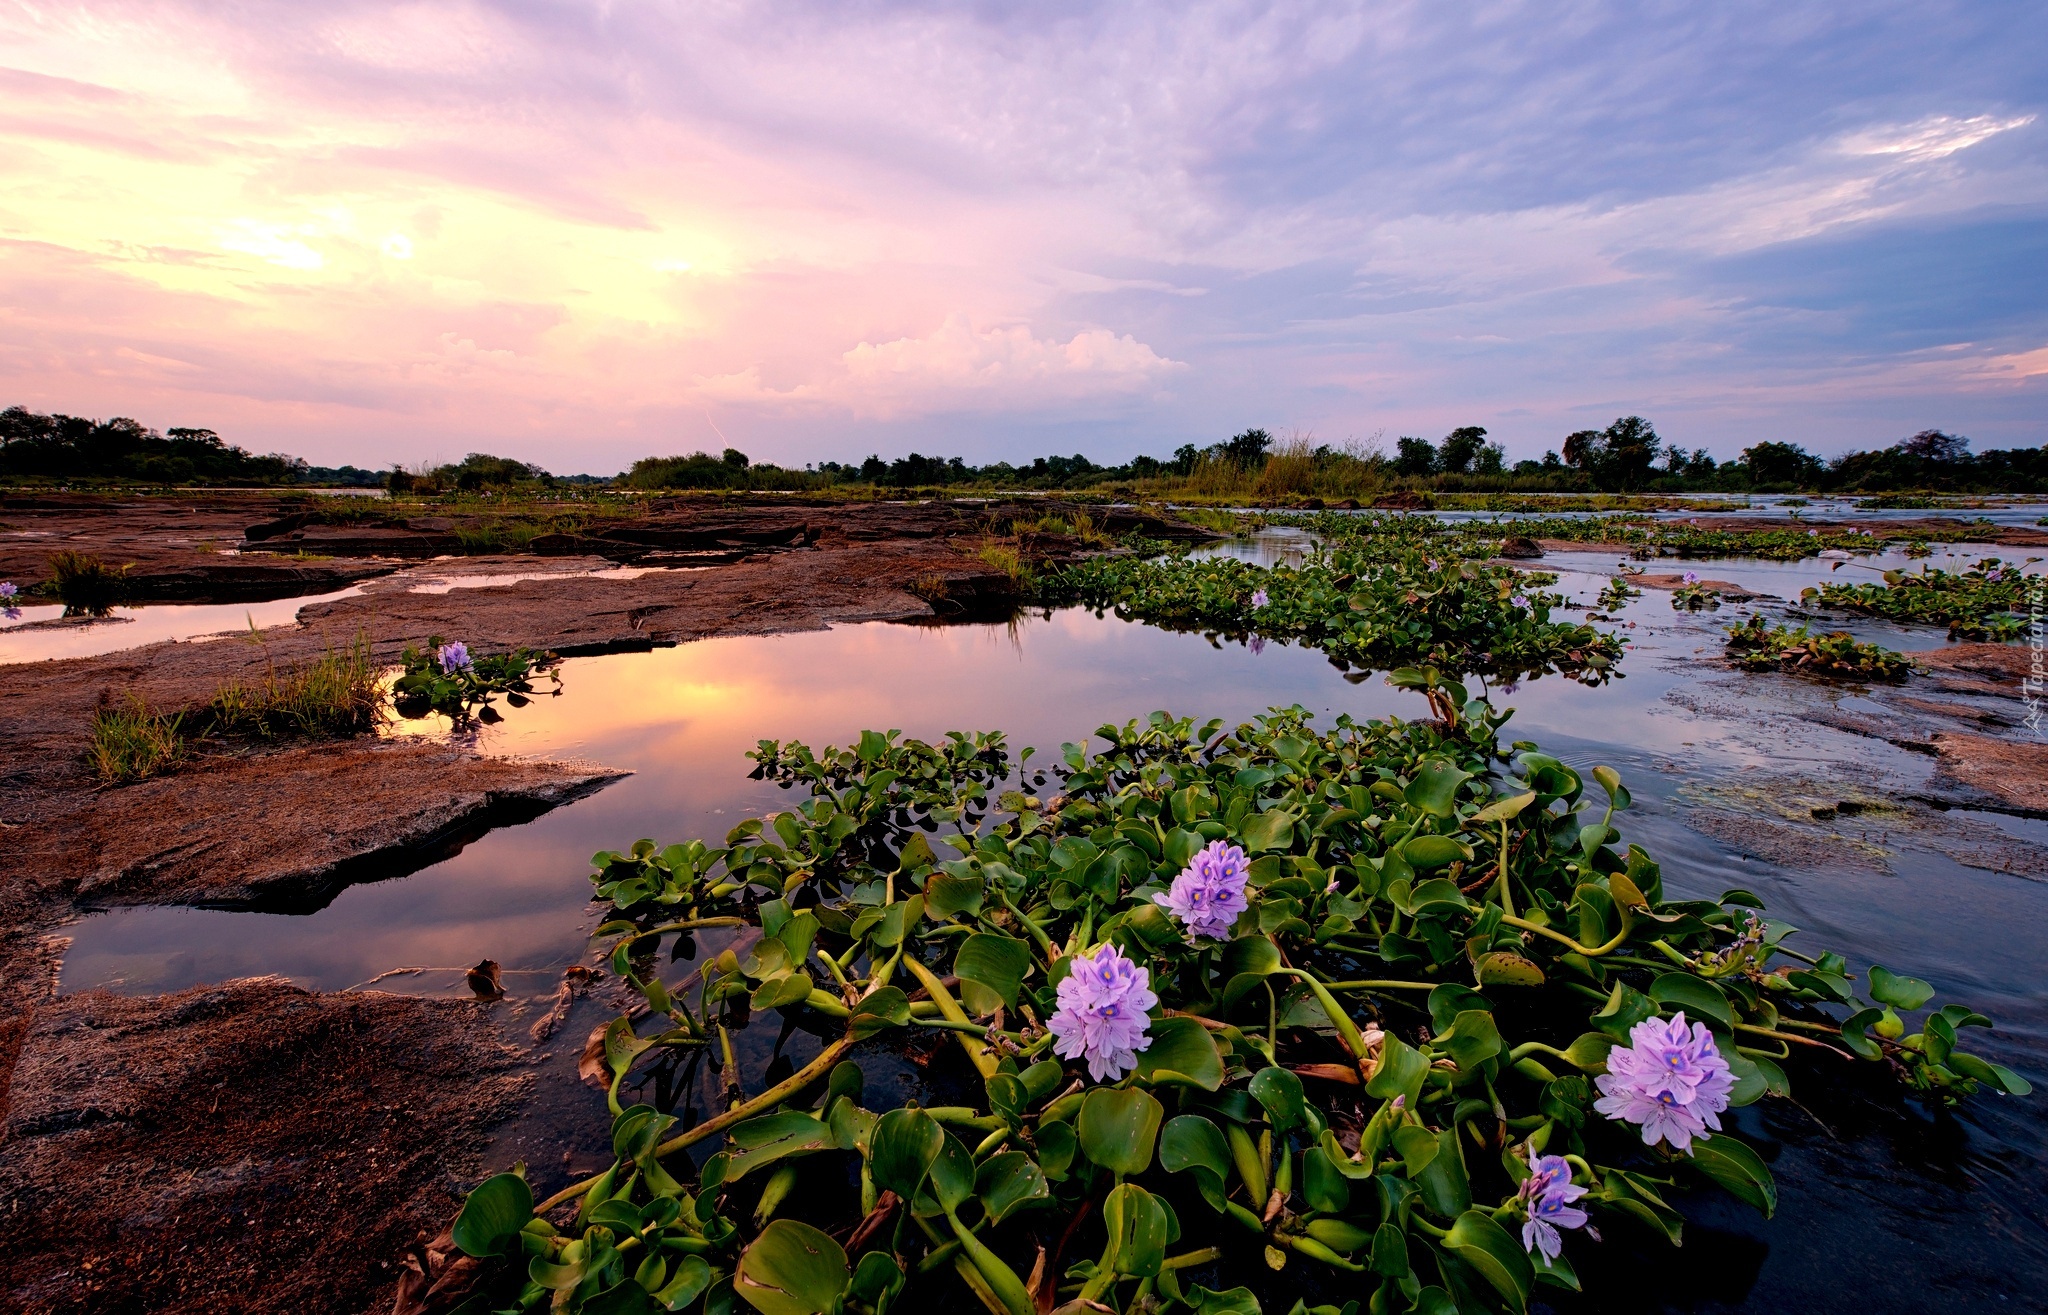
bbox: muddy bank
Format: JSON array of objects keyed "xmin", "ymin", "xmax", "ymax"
[
  {"xmin": 0, "ymin": 978, "xmax": 531, "ymax": 1315},
  {"xmin": 1630, "ymin": 571, "xmax": 1768, "ymax": 601}
]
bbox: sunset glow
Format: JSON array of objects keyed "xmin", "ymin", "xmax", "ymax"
[{"xmin": 2, "ymin": 2, "xmax": 2042, "ymax": 470}]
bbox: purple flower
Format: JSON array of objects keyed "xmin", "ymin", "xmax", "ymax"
[
  {"xmin": 436, "ymin": 641, "xmax": 473, "ymax": 672},
  {"xmin": 1511, "ymin": 594, "xmax": 1530, "ymax": 610},
  {"xmin": 1247, "ymin": 634, "xmax": 1266, "ymax": 655},
  {"xmin": 1249, "ymin": 589, "xmax": 1269, "ymax": 609},
  {"xmin": 1592, "ymin": 1011, "xmax": 1735, "ymax": 1153},
  {"xmin": 1154, "ymin": 839, "xmax": 1250, "ymax": 941},
  {"xmin": 1681, "ymin": 571, "xmax": 1699, "ymax": 585},
  {"xmin": 1517, "ymin": 1154, "xmax": 1589, "ymax": 1262},
  {"xmin": 1807, "ymin": 529, "xmax": 1820, "ymax": 536},
  {"xmin": 0, "ymin": 581, "xmax": 15, "ymax": 600},
  {"xmin": 1049, "ymin": 943, "xmax": 1157, "ymax": 1082}
]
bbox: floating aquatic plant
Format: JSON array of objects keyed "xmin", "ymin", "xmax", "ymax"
[
  {"xmin": 1725, "ymin": 614, "xmax": 1911, "ymax": 679},
  {"xmin": 439, "ymin": 694, "xmax": 2028, "ymax": 1315},
  {"xmin": 393, "ymin": 636, "xmax": 561, "ymax": 723},
  {"xmin": 1801, "ymin": 556, "xmax": 2037, "ymax": 641}
]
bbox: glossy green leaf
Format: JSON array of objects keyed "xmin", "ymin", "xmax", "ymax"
[
  {"xmin": 1868, "ymin": 964, "xmax": 1936, "ymax": 1011},
  {"xmin": 1078, "ymin": 1087, "xmax": 1164, "ymax": 1175},
  {"xmin": 955, "ymin": 933, "xmax": 1032, "ymax": 1013},
  {"xmin": 1240, "ymin": 809, "xmax": 1298, "ymax": 853},
  {"xmin": 452, "ymin": 1172, "xmax": 533, "ymax": 1258},
  {"xmin": 1301, "ymin": 1143, "xmax": 1351, "ymax": 1213},
  {"xmin": 1401, "ymin": 834, "xmax": 1474, "ymax": 871},
  {"xmin": 734, "ymin": 1220, "xmax": 849, "ymax": 1315},
  {"xmin": 868, "ymin": 1108, "xmax": 943, "ymax": 1200},
  {"xmin": 1405, "ymin": 759, "xmax": 1473, "ymax": 817},
  {"xmin": 847, "ymin": 986, "xmax": 910, "ymax": 1039},
  {"xmin": 1248, "ymin": 1066, "xmax": 1306, "ymax": 1131},
  {"xmin": 1445, "ymin": 1210, "xmax": 1533, "ymax": 1313},
  {"xmin": 1434, "ymin": 1010, "xmax": 1503, "ymax": 1071},
  {"xmin": 1691, "ymin": 1134, "xmax": 1777, "ymax": 1218},
  {"xmin": 1648, "ymin": 974, "xmax": 1733, "ymax": 1031},
  {"xmin": 1366, "ymin": 1033, "xmax": 1431, "ymax": 1107},
  {"xmin": 924, "ymin": 869, "xmax": 985, "ymax": 918},
  {"xmin": 976, "ymin": 1151, "xmax": 1050, "ymax": 1223},
  {"xmin": 1102, "ymin": 1182, "xmax": 1172, "ymax": 1278},
  {"xmin": 1134, "ymin": 1015, "xmax": 1226, "ymax": 1090}
]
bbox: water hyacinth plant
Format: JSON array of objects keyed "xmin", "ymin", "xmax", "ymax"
[
  {"xmin": 1801, "ymin": 557, "xmax": 2038, "ymax": 641},
  {"xmin": 392, "ymin": 635, "xmax": 562, "ymax": 723},
  {"xmin": 1668, "ymin": 573, "xmax": 1721, "ymax": 611},
  {"xmin": 440, "ymin": 692, "xmax": 2028, "ymax": 1315},
  {"xmin": 1724, "ymin": 614, "xmax": 1912, "ymax": 680},
  {"xmin": 1046, "ymin": 548, "xmax": 1622, "ymax": 685}
]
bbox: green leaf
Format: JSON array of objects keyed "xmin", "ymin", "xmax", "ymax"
[
  {"xmin": 1186, "ymin": 1286, "xmax": 1261, "ymax": 1315},
  {"xmin": 1948, "ymin": 1051, "xmax": 2034, "ymax": 1095},
  {"xmin": 1079, "ymin": 1087, "xmax": 1164, "ymax": 1176},
  {"xmin": 868, "ymin": 1108, "xmax": 943, "ymax": 1200},
  {"xmin": 1647, "ymin": 973, "xmax": 1733, "ymax": 1031},
  {"xmin": 1102, "ymin": 1182, "xmax": 1173, "ymax": 1279},
  {"xmin": 722, "ymin": 1111, "xmax": 832, "ymax": 1181},
  {"xmin": 1445, "ymin": 1210, "xmax": 1533, "ymax": 1313},
  {"xmin": 653, "ymin": 1255, "xmax": 713, "ymax": 1311},
  {"xmin": 924, "ymin": 869, "xmax": 985, "ymax": 918},
  {"xmin": 955, "ymin": 933, "xmax": 1032, "ymax": 1014},
  {"xmin": 1366, "ymin": 1033, "xmax": 1431, "ymax": 1107},
  {"xmin": 1248, "ymin": 1066, "xmax": 1306, "ymax": 1131},
  {"xmin": 976, "ymin": 1151, "xmax": 1050, "ymax": 1224},
  {"xmin": 452, "ymin": 1172, "xmax": 533, "ymax": 1258},
  {"xmin": 1473, "ymin": 952, "xmax": 1545, "ymax": 987},
  {"xmin": 1160, "ymin": 1114, "xmax": 1231, "ymax": 1208},
  {"xmin": 1592, "ymin": 982, "xmax": 1656, "ymax": 1040},
  {"xmin": 1868, "ymin": 964, "xmax": 1936, "ymax": 1011},
  {"xmin": 734, "ymin": 1220, "xmax": 849, "ymax": 1315},
  {"xmin": 1240, "ymin": 809, "xmax": 1298, "ymax": 853},
  {"xmin": 847, "ymin": 986, "xmax": 910, "ymax": 1039},
  {"xmin": 1405, "ymin": 759, "xmax": 1473, "ymax": 818},
  {"xmin": 1434, "ymin": 1010, "xmax": 1502, "ymax": 1071},
  {"xmin": 1134, "ymin": 1015, "xmax": 1226, "ymax": 1091},
  {"xmin": 1839, "ymin": 1007, "xmax": 1885, "ymax": 1060},
  {"xmin": 1691, "ymin": 1134, "xmax": 1777, "ymax": 1218},
  {"xmin": 921, "ymin": 1133, "xmax": 977, "ymax": 1215},
  {"xmin": 752, "ymin": 974, "xmax": 814, "ymax": 1011},
  {"xmin": 1401, "ymin": 835, "xmax": 1474, "ymax": 871},
  {"xmin": 1472, "ymin": 791, "xmax": 1537, "ymax": 824},
  {"xmin": 1301, "ymin": 1143, "xmax": 1351, "ymax": 1213},
  {"xmin": 1591, "ymin": 765, "xmax": 1631, "ymax": 812},
  {"xmin": 1559, "ymin": 1033, "xmax": 1614, "ymax": 1070}
]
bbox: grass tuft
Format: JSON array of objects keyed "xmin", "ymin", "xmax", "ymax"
[
  {"xmin": 90, "ymin": 694, "xmax": 185, "ymax": 784},
  {"xmin": 977, "ymin": 543, "xmax": 1035, "ymax": 591},
  {"xmin": 209, "ymin": 631, "xmax": 384, "ymax": 738},
  {"xmin": 49, "ymin": 550, "xmax": 130, "ymax": 615}
]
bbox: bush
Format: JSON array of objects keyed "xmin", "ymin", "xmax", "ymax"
[{"xmin": 48, "ymin": 550, "xmax": 129, "ymax": 615}]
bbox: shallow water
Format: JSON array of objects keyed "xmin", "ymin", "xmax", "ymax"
[
  {"xmin": 46, "ymin": 534, "xmax": 2048, "ymax": 1310},
  {"xmin": 0, "ymin": 586, "xmax": 368, "ymax": 665}
]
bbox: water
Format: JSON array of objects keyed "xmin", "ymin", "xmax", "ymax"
[
  {"xmin": 0, "ymin": 587, "xmax": 368, "ymax": 665},
  {"xmin": 45, "ymin": 536, "xmax": 2048, "ymax": 1310}
]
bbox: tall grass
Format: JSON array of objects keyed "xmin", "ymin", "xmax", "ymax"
[
  {"xmin": 90, "ymin": 695, "xmax": 185, "ymax": 784},
  {"xmin": 977, "ymin": 543, "xmax": 1036, "ymax": 591},
  {"xmin": 49, "ymin": 550, "xmax": 130, "ymax": 615},
  {"xmin": 209, "ymin": 631, "xmax": 384, "ymax": 738}
]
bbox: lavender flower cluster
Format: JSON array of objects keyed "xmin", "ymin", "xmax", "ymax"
[
  {"xmin": 436, "ymin": 640, "xmax": 473, "ymax": 673},
  {"xmin": 1153, "ymin": 839, "xmax": 1250, "ymax": 942},
  {"xmin": 1517, "ymin": 1153, "xmax": 1589, "ymax": 1261},
  {"xmin": 1593, "ymin": 1011, "xmax": 1735, "ymax": 1153},
  {"xmin": 0, "ymin": 580, "xmax": 17, "ymax": 620},
  {"xmin": 1048, "ymin": 943, "xmax": 1157, "ymax": 1082}
]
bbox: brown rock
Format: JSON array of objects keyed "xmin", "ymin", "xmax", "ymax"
[
  {"xmin": 0, "ymin": 979, "xmax": 531, "ymax": 1315},
  {"xmin": 1930, "ymin": 731, "xmax": 2048, "ymax": 813},
  {"xmin": 1497, "ymin": 535, "xmax": 1543, "ymax": 559}
]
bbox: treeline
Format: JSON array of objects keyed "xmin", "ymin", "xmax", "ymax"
[{"xmin": 0, "ymin": 406, "xmax": 382, "ymax": 487}]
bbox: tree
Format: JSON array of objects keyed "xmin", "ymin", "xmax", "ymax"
[
  {"xmin": 722, "ymin": 447, "xmax": 750, "ymax": 469},
  {"xmin": 1897, "ymin": 430, "xmax": 1969, "ymax": 463},
  {"xmin": 1437, "ymin": 426, "xmax": 1489, "ymax": 474},
  {"xmin": 1393, "ymin": 436, "xmax": 1437, "ymax": 477},
  {"xmin": 1740, "ymin": 441, "xmax": 1823, "ymax": 488},
  {"xmin": 1472, "ymin": 442, "xmax": 1506, "ymax": 476},
  {"xmin": 1224, "ymin": 428, "xmax": 1272, "ymax": 469},
  {"xmin": 1563, "ymin": 417, "xmax": 1661, "ymax": 490},
  {"xmin": 1172, "ymin": 444, "xmax": 1201, "ymax": 475}
]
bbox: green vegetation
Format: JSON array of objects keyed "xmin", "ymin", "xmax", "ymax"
[
  {"xmin": 47, "ymin": 550, "xmax": 130, "ymax": 615},
  {"xmin": 392, "ymin": 639, "xmax": 562, "ymax": 723},
  {"xmin": 1801, "ymin": 558, "xmax": 2037, "ymax": 641},
  {"xmin": 209, "ymin": 633, "xmax": 385, "ymax": 737},
  {"xmin": 1725, "ymin": 615, "xmax": 1912, "ymax": 680},
  {"xmin": 1043, "ymin": 546, "xmax": 1622, "ymax": 684},
  {"xmin": 88, "ymin": 695, "xmax": 186, "ymax": 784},
  {"xmin": 975, "ymin": 543, "xmax": 1035, "ymax": 592},
  {"xmin": 441, "ymin": 700, "xmax": 2026, "ymax": 1315}
]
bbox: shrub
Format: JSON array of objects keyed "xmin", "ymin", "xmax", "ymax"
[{"xmin": 1725, "ymin": 614, "xmax": 1913, "ymax": 679}]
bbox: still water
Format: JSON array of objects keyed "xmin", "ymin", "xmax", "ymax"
[{"xmin": 45, "ymin": 543, "xmax": 2048, "ymax": 1312}]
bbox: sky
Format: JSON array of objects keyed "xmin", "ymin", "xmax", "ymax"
[{"xmin": 1, "ymin": 1, "xmax": 2044, "ymax": 475}]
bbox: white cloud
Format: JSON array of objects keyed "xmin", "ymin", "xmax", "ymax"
[
  {"xmin": 1841, "ymin": 114, "xmax": 2035, "ymax": 163},
  {"xmin": 216, "ymin": 219, "xmax": 323, "ymax": 270},
  {"xmin": 839, "ymin": 316, "xmax": 1184, "ymax": 412}
]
